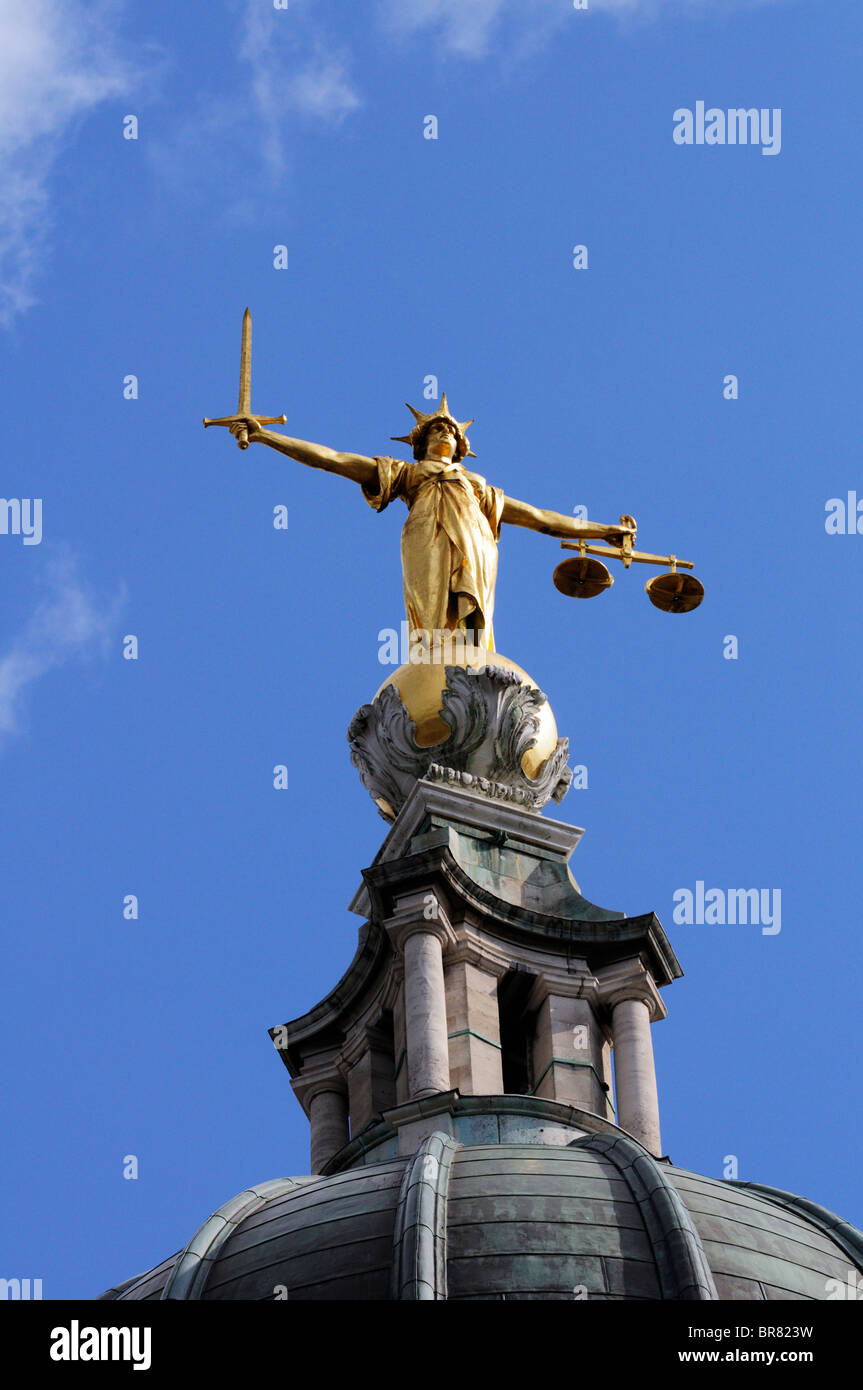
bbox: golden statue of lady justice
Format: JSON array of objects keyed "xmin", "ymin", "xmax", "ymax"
[{"xmin": 204, "ymin": 311, "xmax": 635, "ymax": 652}]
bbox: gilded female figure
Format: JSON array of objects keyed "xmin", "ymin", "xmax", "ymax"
[{"xmin": 230, "ymin": 396, "xmax": 632, "ymax": 652}]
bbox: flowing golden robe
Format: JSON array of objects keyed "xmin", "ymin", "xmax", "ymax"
[{"xmin": 362, "ymin": 456, "xmax": 505, "ymax": 651}]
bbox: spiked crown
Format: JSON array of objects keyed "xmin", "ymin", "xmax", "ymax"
[{"xmin": 391, "ymin": 393, "xmax": 476, "ymax": 461}]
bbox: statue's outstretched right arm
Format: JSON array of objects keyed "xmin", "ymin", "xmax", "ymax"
[{"xmin": 232, "ymin": 418, "xmax": 379, "ymax": 489}]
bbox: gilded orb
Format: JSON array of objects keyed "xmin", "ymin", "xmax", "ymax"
[{"xmin": 374, "ymin": 646, "xmax": 559, "ymax": 782}]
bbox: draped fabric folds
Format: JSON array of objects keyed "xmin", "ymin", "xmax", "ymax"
[{"xmin": 362, "ymin": 456, "xmax": 504, "ymax": 651}]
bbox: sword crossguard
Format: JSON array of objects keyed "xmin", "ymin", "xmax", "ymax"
[{"xmin": 202, "ymin": 413, "xmax": 287, "ymax": 449}]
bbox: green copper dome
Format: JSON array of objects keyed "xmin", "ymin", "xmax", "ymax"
[{"xmin": 99, "ymin": 1096, "xmax": 863, "ymax": 1303}]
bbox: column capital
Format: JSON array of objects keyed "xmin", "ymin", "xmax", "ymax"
[
  {"xmin": 384, "ymin": 889, "xmax": 457, "ymax": 955},
  {"xmin": 291, "ymin": 1066, "xmax": 349, "ymax": 1116},
  {"xmin": 595, "ymin": 959, "xmax": 666, "ymax": 1022}
]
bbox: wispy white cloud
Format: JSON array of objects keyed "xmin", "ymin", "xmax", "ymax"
[
  {"xmin": 240, "ymin": 1, "xmax": 360, "ymax": 172},
  {"xmin": 0, "ymin": 555, "xmax": 123, "ymax": 749},
  {"xmin": 376, "ymin": 0, "xmax": 788, "ymax": 58},
  {"xmin": 288, "ymin": 57, "xmax": 362, "ymax": 122},
  {"xmin": 149, "ymin": 2, "xmax": 361, "ymax": 196},
  {"xmin": 377, "ymin": 0, "xmax": 514, "ymax": 58},
  {"xmin": 589, "ymin": 0, "xmax": 785, "ymax": 14},
  {"xmin": 0, "ymin": 0, "xmax": 138, "ymax": 324}
]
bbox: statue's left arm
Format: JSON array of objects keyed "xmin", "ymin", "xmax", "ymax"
[{"xmin": 501, "ymin": 495, "xmax": 632, "ymax": 543}]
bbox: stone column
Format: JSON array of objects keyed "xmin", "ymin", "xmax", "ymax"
[
  {"xmin": 612, "ymin": 997, "xmax": 661, "ymax": 1155},
  {"xmin": 403, "ymin": 928, "xmax": 450, "ymax": 1097},
  {"xmin": 597, "ymin": 961, "xmax": 666, "ymax": 1157},
  {"xmin": 386, "ymin": 892, "xmax": 456, "ymax": 1102},
  {"xmin": 307, "ymin": 1086, "xmax": 350, "ymax": 1175}
]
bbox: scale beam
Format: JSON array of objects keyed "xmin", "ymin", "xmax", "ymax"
[
  {"xmin": 561, "ymin": 541, "xmax": 695, "ymax": 571},
  {"xmin": 555, "ymin": 516, "xmax": 704, "ymax": 612}
]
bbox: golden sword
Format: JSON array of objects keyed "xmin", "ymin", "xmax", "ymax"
[{"xmin": 203, "ymin": 308, "xmax": 287, "ymax": 449}]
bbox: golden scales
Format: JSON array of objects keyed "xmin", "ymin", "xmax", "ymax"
[{"xmin": 553, "ymin": 514, "xmax": 705, "ymax": 613}]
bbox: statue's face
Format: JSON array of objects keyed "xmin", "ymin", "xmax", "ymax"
[{"xmin": 425, "ymin": 420, "xmax": 458, "ymax": 461}]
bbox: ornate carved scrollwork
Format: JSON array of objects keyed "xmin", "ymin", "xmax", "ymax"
[{"xmin": 348, "ymin": 666, "xmax": 572, "ymax": 820}]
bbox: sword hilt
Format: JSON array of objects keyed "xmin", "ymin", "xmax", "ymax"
[{"xmin": 202, "ymin": 412, "xmax": 287, "ymax": 449}]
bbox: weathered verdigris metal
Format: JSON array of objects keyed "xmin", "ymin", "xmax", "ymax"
[
  {"xmin": 391, "ymin": 1132, "xmax": 460, "ymax": 1300},
  {"xmin": 101, "ymin": 1099, "xmax": 863, "ymax": 1301},
  {"xmin": 160, "ymin": 1178, "xmax": 317, "ymax": 1301}
]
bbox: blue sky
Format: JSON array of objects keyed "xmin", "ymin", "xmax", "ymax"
[{"xmin": 2, "ymin": 0, "xmax": 862, "ymax": 1299}]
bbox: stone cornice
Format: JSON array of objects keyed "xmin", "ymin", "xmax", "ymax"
[{"xmin": 363, "ymin": 842, "xmax": 681, "ymax": 987}]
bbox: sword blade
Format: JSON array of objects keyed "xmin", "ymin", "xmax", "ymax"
[{"xmin": 238, "ymin": 307, "xmax": 252, "ymax": 415}]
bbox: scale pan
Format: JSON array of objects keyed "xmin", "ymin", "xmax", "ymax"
[
  {"xmin": 646, "ymin": 572, "xmax": 704, "ymax": 613},
  {"xmin": 553, "ymin": 556, "xmax": 614, "ymax": 599}
]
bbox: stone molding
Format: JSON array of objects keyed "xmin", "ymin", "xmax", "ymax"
[
  {"xmin": 424, "ymin": 763, "xmax": 564, "ymax": 810},
  {"xmin": 442, "ymin": 932, "xmax": 512, "ymax": 979},
  {"xmin": 525, "ymin": 968, "xmax": 600, "ymax": 1014}
]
